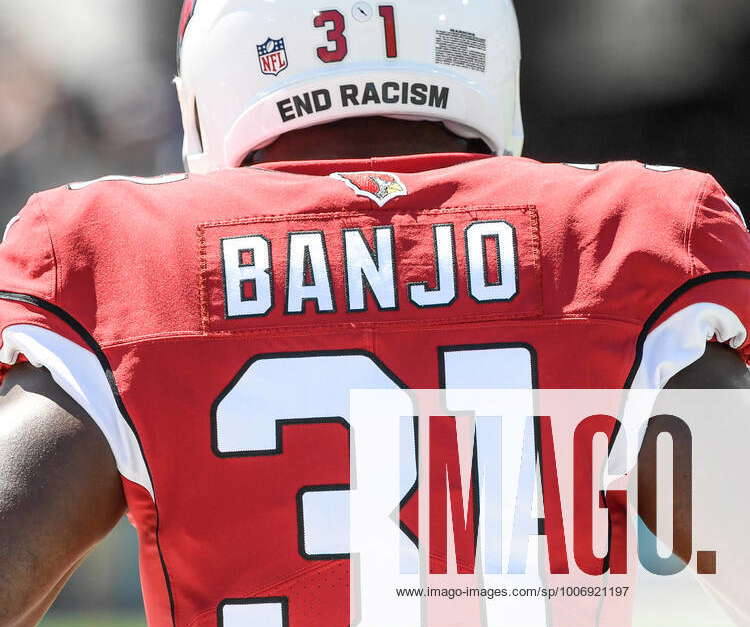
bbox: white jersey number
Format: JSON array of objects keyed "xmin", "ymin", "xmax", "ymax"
[{"xmin": 215, "ymin": 345, "xmax": 536, "ymax": 626}]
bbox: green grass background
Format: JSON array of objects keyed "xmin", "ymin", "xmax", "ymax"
[{"xmin": 40, "ymin": 519, "xmax": 145, "ymax": 626}]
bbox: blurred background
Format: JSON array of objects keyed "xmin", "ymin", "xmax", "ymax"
[{"xmin": 0, "ymin": 0, "xmax": 747, "ymax": 624}]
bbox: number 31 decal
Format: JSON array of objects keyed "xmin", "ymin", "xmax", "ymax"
[{"xmin": 314, "ymin": 5, "xmax": 397, "ymax": 63}]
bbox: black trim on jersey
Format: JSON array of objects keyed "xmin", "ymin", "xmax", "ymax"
[
  {"xmin": 211, "ymin": 348, "xmax": 420, "ymax": 571},
  {"xmin": 437, "ymin": 343, "xmax": 539, "ymax": 567},
  {"xmin": 210, "ymin": 350, "xmax": 407, "ymax": 451},
  {"xmin": 221, "ymin": 234, "xmax": 274, "ymax": 320},
  {"xmin": 599, "ymin": 418, "xmax": 625, "ymax": 577},
  {"xmin": 532, "ymin": 415, "xmax": 547, "ymax": 538},
  {"xmin": 210, "ymin": 349, "xmax": 362, "ymax": 458},
  {"xmin": 237, "ymin": 247, "xmax": 255, "ymax": 271},
  {"xmin": 212, "ymin": 414, "xmax": 349, "ymax": 459},
  {"xmin": 470, "ymin": 435, "xmax": 481, "ymax": 564},
  {"xmin": 211, "ymin": 350, "xmax": 407, "ymax": 457},
  {"xmin": 237, "ymin": 242, "xmax": 261, "ymax": 305},
  {"xmin": 623, "ymin": 271, "xmax": 750, "ymax": 389},
  {"xmin": 217, "ymin": 596, "xmax": 289, "ymax": 627},
  {"xmin": 285, "ymin": 230, "xmax": 336, "ymax": 315},
  {"xmin": 212, "ymin": 349, "xmax": 416, "ymax": 626},
  {"xmin": 481, "ymin": 233, "xmax": 504, "ymax": 287},
  {"xmin": 463, "ymin": 220, "xmax": 520, "ymax": 304},
  {"xmin": 342, "ymin": 226, "xmax": 399, "ymax": 313},
  {"xmin": 398, "ymin": 415, "xmax": 420, "ymax": 548},
  {"xmin": 302, "ymin": 248, "xmax": 316, "ymax": 287},
  {"xmin": 0, "ymin": 291, "xmax": 177, "ymax": 625},
  {"xmin": 563, "ymin": 163, "xmax": 600, "ymax": 172},
  {"xmin": 297, "ymin": 484, "xmax": 351, "ymax": 560},
  {"xmin": 603, "ymin": 271, "xmax": 750, "ymax": 578},
  {"xmin": 407, "ymin": 223, "xmax": 458, "ymax": 309},
  {"xmin": 193, "ymin": 98, "xmax": 204, "ymax": 154}
]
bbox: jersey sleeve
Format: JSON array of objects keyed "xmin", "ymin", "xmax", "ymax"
[
  {"xmin": 0, "ymin": 194, "xmax": 70, "ymax": 347},
  {"xmin": 0, "ymin": 192, "xmax": 152, "ymax": 496},
  {"xmin": 690, "ymin": 175, "xmax": 750, "ymax": 277},
  {"xmin": 628, "ymin": 174, "xmax": 750, "ymax": 390}
]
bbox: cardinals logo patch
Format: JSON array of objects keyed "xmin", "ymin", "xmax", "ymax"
[{"xmin": 330, "ymin": 171, "xmax": 408, "ymax": 207}]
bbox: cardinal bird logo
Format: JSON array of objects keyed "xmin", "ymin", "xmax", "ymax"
[{"xmin": 330, "ymin": 171, "xmax": 408, "ymax": 207}]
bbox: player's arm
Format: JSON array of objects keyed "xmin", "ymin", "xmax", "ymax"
[
  {"xmin": 634, "ymin": 173, "xmax": 750, "ymax": 565},
  {"xmin": 664, "ymin": 342, "xmax": 750, "ymax": 390},
  {"xmin": 637, "ymin": 343, "xmax": 750, "ymax": 565},
  {"xmin": 0, "ymin": 363, "xmax": 125, "ymax": 626}
]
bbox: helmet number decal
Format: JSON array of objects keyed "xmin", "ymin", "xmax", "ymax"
[
  {"xmin": 314, "ymin": 5, "xmax": 398, "ymax": 63},
  {"xmin": 378, "ymin": 5, "xmax": 398, "ymax": 58},
  {"xmin": 315, "ymin": 10, "xmax": 349, "ymax": 63}
]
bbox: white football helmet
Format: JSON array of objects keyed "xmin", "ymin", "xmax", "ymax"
[{"xmin": 176, "ymin": 0, "xmax": 523, "ymax": 173}]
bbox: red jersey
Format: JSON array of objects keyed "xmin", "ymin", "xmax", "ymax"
[{"xmin": 0, "ymin": 154, "xmax": 748, "ymax": 627}]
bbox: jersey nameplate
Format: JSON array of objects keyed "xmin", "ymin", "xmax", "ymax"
[{"xmin": 198, "ymin": 206, "xmax": 541, "ymax": 332}]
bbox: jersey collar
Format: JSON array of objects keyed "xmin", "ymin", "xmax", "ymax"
[{"xmin": 250, "ymin": 152, "xmax": 493, "ymax": 176}]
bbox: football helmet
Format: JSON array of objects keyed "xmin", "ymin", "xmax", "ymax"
[{"xmin": 176, "ymin": 0, "xmax": 523, "ymax": 173}]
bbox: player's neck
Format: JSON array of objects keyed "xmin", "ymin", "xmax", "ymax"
[{"xmin": 247, "ymin": 117, "xmax": 489, "ymax": 164}]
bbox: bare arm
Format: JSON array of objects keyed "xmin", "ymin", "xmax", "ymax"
[
  {"xmin": 638, "ymin": 342, "xmax": 750, "ymax": 565},
  {"xmin": 662, "ymin": 342, "xmax": 750, "ymax": 390},
  {"xmin": 0, "ymin": 363, "xmax": 125, "ymax": 626}
]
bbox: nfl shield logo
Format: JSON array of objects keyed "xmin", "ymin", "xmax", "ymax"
[{"xmin": 257, "ymin": 37, "xmax": 288, "ymax": 76}]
